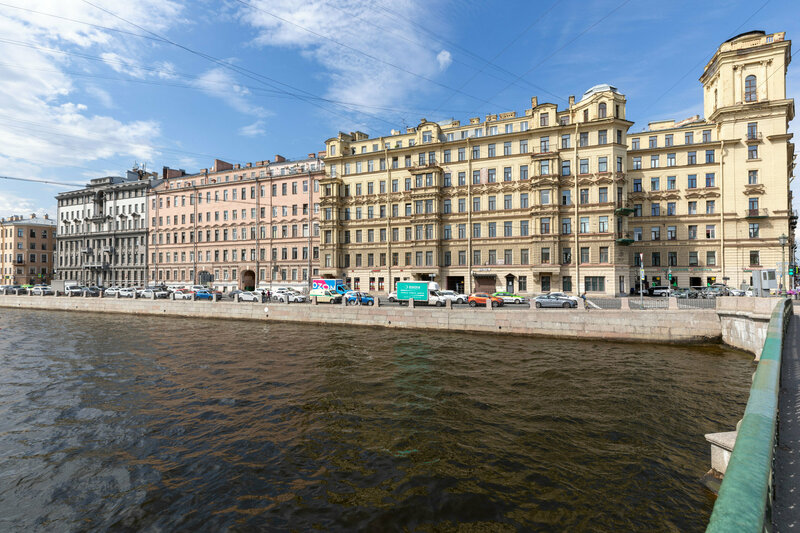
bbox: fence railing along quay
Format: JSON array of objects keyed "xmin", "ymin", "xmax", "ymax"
[{"xmin": 706, "ymin": 298, "xmax": 793, "ymax": 532}]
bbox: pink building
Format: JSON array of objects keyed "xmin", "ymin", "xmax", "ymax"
[{"xmin": 149, "ymin": 154, "xmax": 323, "ymax": 292}]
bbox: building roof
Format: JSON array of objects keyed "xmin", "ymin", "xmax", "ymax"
[
  {"xmin": 580, "ymin": 84, "xmax": 619, "ymax": 101},
  {"xmin": 0, "ymin": 214, "xmax": 56, "ymax": 226}
]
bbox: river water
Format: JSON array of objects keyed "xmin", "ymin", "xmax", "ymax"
[{"xmin": 0, "ymin": 308, "xmax": 753, "ymax": 532}]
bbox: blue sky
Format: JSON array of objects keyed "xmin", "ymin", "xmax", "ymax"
[{"xmin": 0, "ymin": 0, "xmax": 798, "ymax": 240}]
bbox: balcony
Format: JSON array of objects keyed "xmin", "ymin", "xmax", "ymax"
[
  {"xmin": 83, "ymin": 261, "xmax": 109, "ymax": 270},
  {"xmin": 102, "ymin": 246, "xmax": 115, "ymax": 254},
  {"xmin": 80, "ymin": 247, "xmax": 93, "ymax": 254},
  {"xmin": 614, "ymin": 206, "xmax": 635, "ymax": 216},
  {"xmin": 14, "ymin": 258, "xmax": 25, "ymax": 265},
  {"xmin": 89, "ymin": 214, "xmax": 106, "ymax": 223},
  {"xmin": 791, "ymin": 210, "xmax": 798, "ymax": 229},
  {"xmin": 616, "ymin": 232, "xmax": 634, "ymax": 246},
  {"xmin": 746, "ymin": 131, "xmax": 763, "ymax": 142},
  {"xmin": 745, "ymin": 208, "xmax": 769, "ymax": 218}
]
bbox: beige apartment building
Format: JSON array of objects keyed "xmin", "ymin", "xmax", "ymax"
[
  {"xmin": 319, "ymin": 30, "xmax": 795, "ymax": 296},
  {"xmin": 0, "ymin": 214, "xmax": 56, "ymax": 285},
  {"xmin": 149, "ymin": 154, "xmax": 323, "ymax": 292},
  {"xmin": 626, "ymin": 30, "xmax": 796, "ymax": 291}
]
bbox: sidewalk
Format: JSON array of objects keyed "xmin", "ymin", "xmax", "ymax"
[{"xmin": 774, "ymin": 305, "xmax": 800, "ymax": 531}]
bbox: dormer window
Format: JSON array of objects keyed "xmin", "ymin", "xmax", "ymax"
[
  {"xmin": 598, "ymin": 102, "xmax": 607, "ymax": 118},
  {"xmin": 422, "ymin": 131, "xmax": 432, "ymax": 143}
]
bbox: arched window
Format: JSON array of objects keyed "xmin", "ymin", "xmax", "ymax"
[
  {"xmin": 745, "ymin": 75, "xmax": 757, "ymax": 102},
  {"xmin": 598, "ymin": 102, "xmax": 607, "ymax": 118}
]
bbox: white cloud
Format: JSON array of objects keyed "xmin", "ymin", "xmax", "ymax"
[
  {"xmin": 237, "ymin": 0, "xmax": 449, "ymax": 116},
  {"xmin": 436, "ymin": 50, "xmax": 452, "ymax": 71},
  {"xmin": 0, "ymin": 0, "xmax": 183, "ymax": 176},
  {"xmin": 239, "ymin": 120, "xmax": 267, "ymax": 137},
  {"xmin": 192, "ymin": 67, "xmax": 266, "ymax": 115},
  {"xmin": 0, "ymin": 191, "xmax": 55, "ymax": 221}
]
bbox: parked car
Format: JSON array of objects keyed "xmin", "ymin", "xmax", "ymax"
[
  {"xmin": 468, "ymin": 293, "xmax": 504, "ymax": 307},
  {"xmin": 140, "ymin": 288, "xmax": 169, "ymax": 299},
  {"xmin": 387, "ymin": 291, "xmax": 398, "ymax": 302},
  {"xmin": 194, "ymin": 289, "xmax": 219, "ymax": 300},
  {"xmin": 118, "ymin": 288, "xmax": 136, "ymax": 298},
  {"xmin": 31, "ymin": 285, "xmax": 54, "ymax": 295},
  {"xmin": 173, "ymin": 289, "xmax": 194, "ymax": 300},
  {"xmin": 344, "ymin": 291, "xmax": 375, "ymax": 305},
  {"xmin": 103, "ymin": 286, "xmax": 120, "ymax": 296},
  {"xmin": 237, "ymin": 291, "xmax": 261, "ymax": 302},
  {"xmin": 534, "ymin": 294, "xmax": 577, "ymax": 308},
  {"xmin": 310, "ymin": 289, "xmax": 341, "ymax": 304},
  {"xmin": 436, "ymin": 290, "xmax": 468, "ymax": 304},
  {"xmin": 649, "ymin": 286, "xmax": 671, "ymax": 297},
  {"xmin": 547, "ymin": 291, "xmax": 580, "ymax": 304},
  {"xmin": 492, "ymin": 291, "xmax": 526, "ymax": 304},
  {"xmin": 273, "ymin": 290, "xmax": 306, "ymax": 303}
]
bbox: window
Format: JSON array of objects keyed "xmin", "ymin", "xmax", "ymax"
[
  {"xmin": 667, "ymin": 176, "xmax": 676, "ymax": 190},
  {"xmin": 540, "ymin": 113, "xmax": 549, "ymax": 126},
  {"xmin": 668, "ymin": 252, "xmax": 677, "ymax": 267},
  {"xmin": 667, "ymin": 153, "xmax": 676, "ymax": 167},
  {"xmin": 540, "ymin": 190, "xmax": 550, "ymax": 205},
  {"xmin": 598, "ymin": 130, "xmax": 607, "ymax": 145},
  {"xmin": 579, "ymin": 217, "xmax": 589, "ymax": 233},
  {"xmin": 520, "ymin": 165, "xmax": 528, "ymax": 180},
  {"xmin": 685, "ymin": 132, "xmax": 694, "ymax": 145},
  {"xmin": 561, "ymin": 160, "xmax": 570, "ymax": 176},
  {"xmin": 633, "ymin": 178, "xmax": 642, "ymax": 192},
  {"xmin": 688, "ymin": 225, "xmax": 697, "ymax": 239},
  {"xmin": 458, "ymin": 148, "xmax": 465, "ymax": 161},
  {"xmin": 504, "ymin": 221, "xmax": 512, "ymax": 237},
  {"xmin": 631, "ymin": 138, "xmax": 640, "ymax": 150},
  {"xmin": 541, "ymin": 247, "xmax": 551, "ymax": 263},
  {"xmin": 580, "ymin": 189, "xmax": 589, "ymax": 204},
  {"xmin": 458, "ymin": 172, "xmax": 466, "ymax": 186},
  {"xmin": 706, "ymin": 225, "xmax": 716, "ymax": 239},
  {"xmin": 651, "ymin": 226, "xmax": 661, "ymax": 240},
  {"xmin": 473, "ymin": 223, "xmax": 481, "ymax": 238},
  {"xmin": 444, "ymin": 173, "xmax": 452, "ymax": 187},
  {"xmin": 561, "ymin": 190, "xmax": 571, "ymax": 205},
  {"xmin": 705, "ymin": 173, "xmax": 715, "ymax": 187},
  {"xmin": 707, "ymin": 251, "xmax": 716, "ymax": 266},
  {"xmin": 488, "ymin": 222, "xmax": 496, "ymax": 237},
  {"xmin": 520, "ymin": 193, "xmax": 529, "ymax": 208},
  {"xmin": 687, "ymin": 151, "xmax": 697, "ymax": 165},
  {"xmin": 580, "ymin": 247, "xmax": 589, "ymax": 264},
  {"xmin": 702, "ymin": 130, "xmax": 711, "ymax": 143},
  {"xmin": 503, "ymin": 167, "xmax": 512, "ymax": 181},
  {"xmin": 665, "ymin": 134, "xmax": 673, "ymax": 147},
  {"xmin": 667, "ymin": 226, "xmax": 676, "ymax": 240},
  {"xmin": 503, "ymin": 194, "xmax": 512, "ymax": 209},
  {"xmin": 520, "ymin": 220, "xmax": 529, "ymax": 236},
  {"xmin": 651, "ymin": 177, "xmax": 660, "ymax": 191},
  {"xmin": 650, "ymin": 155, "xmax": 659, "ymax": 168},
  {"xmin": 749, "ymin": 223, "xmax": 759, "ymax": 238},
  {"xmin": 745, "ymin": 75, "xmax": 757, "ymax": 102},
  {"xmin": 561, "ymin": 134, "xmax": 570, "ymax": 148},
  {"xmin": 689, "ymin": 252, "xmax": 699, "ymax": 266},
  {"xmin": 458, "ymin": 198, "xmax": 466, "ymax": 212},
  {"xmin": 632, "ymin": 157, "xmax": 641, "ymax": 170},
  {"xmin": 540, "ymin": 160, "xmax": 549, "ymax": 175},
  {"xmin": 598, "ymin": 187, "xmax": 608, "ymax": 203},
  {"xmin": 562, "ymin": 247, "xmax": 571, "ymax": 264},
  {"xmin": 651, "ymin": 252, "xmax": 661, "ymax": 267},
  {"xmin": 688, "ymin": 201, "xmax": 697, "ymax": 215},
  {"xmin": 540, "ymin": 217, "xmax": 550, "ymax": 234},
  {"xmin": 705, "ymin": 150, "xmax": 715, "ymax": 163},
  {"xmin": 503, "ymin": 142, "xmax": 511, "ymax": 156},
  {"xmin": 706, "ymin": 200, "xmax": 715, "ymax": 214},
  {"xmin": 488, "ymin": 196, "xmax": 496, "ymax": 211},
  {"xmin": 748, "ymin": 170, "xmax": 758, "ymax": 184},
  {"xmin": 562, "ymin": 275, "xmax": 571, "ymax": 292},
  {"xmin": 473, "ymin": 197, "xmax": 480, "ymax": 211},
  {"xmin": 748, "ymin": 145, "xmax": 758, "ymax": 159},
  {"xmin": 687, "ymin": 174, "xmax": 697, "ymax": 188},
  {"xmin": 747, "ymin": 122, "xmax": 758, "ymax": 140},
  {"xmin": 598, "ymin": 157, "xmax": 607, "ymax": 172},
  {"xmin": 540, "ymin": 137, "xmax": 550, "ymax": 152},
  {"xmin": 561, "ymin": 218, "xmax": 571, "ymax": 235},
  {"xmin": 598, "ymin": 102, "xmax": 606, "ymax": 118},
  {"xmin": 667, "ymin": 202, "xmax": 676, "ymax": 216},
  {"xmin": 584, "ymin": 277, "xmax": 605, "ymax": 292},
  {"xmin": 651, "ymin": 203, "xmax": 661, "ymax": 216},
  {"xmin": 487, "ymin": 168, "xmax": 496, "ymax": 183},
  {"xmin": 579, "ymin": 132, "xmax": 589, "ymax": 147},
  {"xmin": 649, "ymin": 136, "xmax": 657, "ymax": 148},
  {"xmin": 520, "ymin": 140, "xmax": 528, "ymax": 153},
  {"xmin": 633, "ymin": 204, "xmax": 642, "ymax": 217},
  {"xmin": 750, "ymin": 250, "xmax": 760, "ymax": 266},
  {"xmin": 488, "ymin": 144, "xmax": 496, "ymax": 157},
  {"xmin": 598, "ymin": 216, "xmax": 608, "ymax": 232}
]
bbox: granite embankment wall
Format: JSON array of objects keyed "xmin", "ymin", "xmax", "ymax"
[
  {"xmin": 0, "ymin": 293, "xmax": 729, "ymax": 345},
  {"xmin": 716, "ymin": 297, "xmax": 779, "ymax": 359}
]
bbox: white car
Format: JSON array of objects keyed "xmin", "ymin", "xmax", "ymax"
[
  {"xmin": 140, "ymin": 288, "xmax": 169, "ymax": 299},
  {"xmin": 436, "ymin": 290, "xmax": 468, "ymax": 304},
  {"xmin": 173, "ymin": 290, "xmax": 194, "ymax": 300},
  {"xmin": 118, "ymin": 288, "xmax": 136, "ymax": 298},
  {"xmin": 387, "ymin": 291, "xmax": 398, "ymax": 302},
  {"xmin": 68, "ymin": 286, "xmax": 87, "ymax": 295},
  {"xmin": 238, "ymin": 291, "xmax": 262, "ymax": 302},
  {"xmin": 31, "ymin": 285, "xmax": 54, "ymax": 295},
  {"xmin": 104, "ymin": 286, "xmax": 120, "ymax": 296},
  {"xmin": 273, "ymin": 290, "xmax": 305, "ymax": 303}
]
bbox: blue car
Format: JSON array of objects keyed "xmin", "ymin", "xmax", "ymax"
[
  {"xmin": 344, "ymin": 291, "xmax": 374, "ymax": 306},
  {"xmin": 194, "ymin": 289, "xmax": 217, "ymax": 300}
]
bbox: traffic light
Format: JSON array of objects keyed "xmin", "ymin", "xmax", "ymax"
[{"xmin": 790, "ymin": 265, "xmax": 795, "ymax": 276}]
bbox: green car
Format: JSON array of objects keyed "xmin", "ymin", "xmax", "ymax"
[{"xmin": 492, "ymin": 291, "xmax": 527, "ymax": 304}]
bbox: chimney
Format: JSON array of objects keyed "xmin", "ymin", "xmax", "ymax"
[
  {"xmin": 308, "ymin": 153, "xmax": 315, "ymax": 159},
  {"xmin": 568, "ymin": 95, "xmax": 575, "ymax": 106},
  {"xmin": 531, "ymin": 96, "xmax": 538, "ymax": 108},
  {"xmin": 44, "ymin": 214, "xmax": 49, "ymax": 220},
  {"xmin": 274, "ymin": 154, "xmax": 286, "ymax": 163},
  {"xmin": 30, "ymin": 213, "xmax": 36, "ymax": 219}
]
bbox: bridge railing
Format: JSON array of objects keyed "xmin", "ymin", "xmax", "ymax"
[{"xmin": 706, "ymin": 298, "xmax": 793, "ymax": 532}]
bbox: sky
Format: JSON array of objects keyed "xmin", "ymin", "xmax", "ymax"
[{"xmin": 0, "ymin": 0, "xmax": 798, "ymax": 247}]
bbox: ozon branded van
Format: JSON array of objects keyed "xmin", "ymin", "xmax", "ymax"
[{"xmin": 311, "ymin": 278, "xmax": 350, "ymax": 295}]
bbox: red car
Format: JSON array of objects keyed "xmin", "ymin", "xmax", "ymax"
[{"xmin": 468, "ymin": 293, "xmax": 504, "ymax": 307}]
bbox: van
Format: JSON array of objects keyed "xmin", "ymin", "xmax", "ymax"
[{"xmin": 310, "ymin": 288, "xmax": 341, "ymax": 304}]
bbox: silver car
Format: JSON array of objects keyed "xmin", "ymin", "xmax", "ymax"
[
  {"xmin": 534, "ymin": 294, "xmax": 577, "ymax": 309},
  {"xmin": 437, "ymin": 290, "xmax": 468, "ymax": 304}
]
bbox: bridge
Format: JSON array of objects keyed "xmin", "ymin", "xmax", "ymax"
[{"xmin": 706, "ymin": 299, "xmax": 798, "ymax": 532}]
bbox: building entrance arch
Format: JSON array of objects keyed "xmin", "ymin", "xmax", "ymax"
[{"xmin": 241, "ymin": 270, "xmax": 256, "ymax": 291}]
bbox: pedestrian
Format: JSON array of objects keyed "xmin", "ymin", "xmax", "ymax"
[
  {"xmin": 357, "ymin": 292, "xmax": 362, "ymax": 306},
  {"xmin": 581, "ymin": 292, "xmax": 589, "ymax": 311}
]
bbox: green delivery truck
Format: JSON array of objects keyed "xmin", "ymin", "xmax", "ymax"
[{"xmin": 396, "ymin": 281, "xmax": 444, "ymax": 306}]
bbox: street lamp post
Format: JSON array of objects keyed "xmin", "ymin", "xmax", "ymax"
[{"xmin": 779, "ymin": 233, "xmax": 788, "ymax": 295}]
